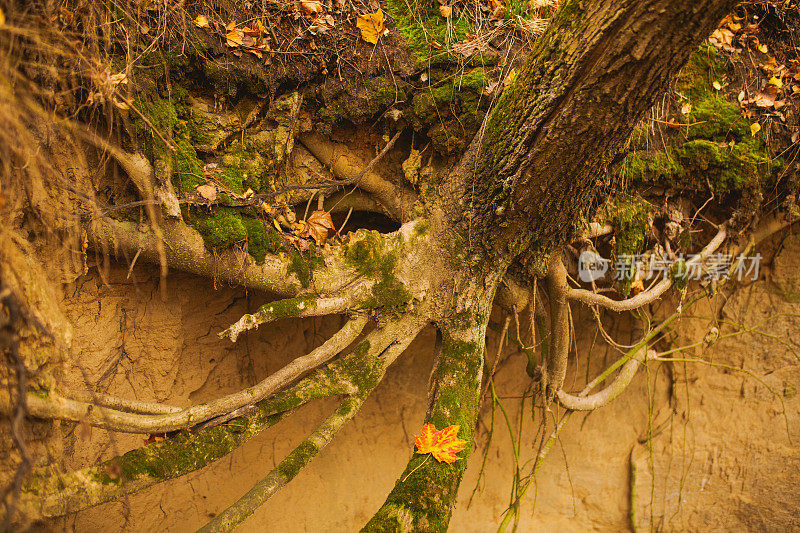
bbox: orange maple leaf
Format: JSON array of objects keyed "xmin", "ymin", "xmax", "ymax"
[{"xmin": 414, "ymin": 424, "xmax": 466, "ymax": 464}]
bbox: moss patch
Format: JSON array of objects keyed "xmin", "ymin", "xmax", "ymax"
[
  {"xmin": 384, "ymin": 0, "xmax": 471, "ymax": 64},
  {"xmin": 621, "ymin": 43, "xmax": 781, "ymax": 193},
  {"xmin": 288, "ymin": 250, "xmax": 325, "ymax": 288},
  {"xmin": 603, "ymin": 195, "xmax": 651, "ymax": 295},
  {"xmin": 345, "ymin": 230, "xmax": 412, "ymax": 314}
]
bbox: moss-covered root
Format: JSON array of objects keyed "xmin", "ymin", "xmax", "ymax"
[
  {"xmin": 219, "ymin": 290, "xmax": 368, "ymax": 343},
  {"xmin": 12, "ymin": 376, "xmax": 339, "ymax": 521},
  {"xmin": 198, "ymin": 318, "xmax": 425, "ymax": 533},
  {"xmin": 363, "ymin": 326, "xmax": 486, "ymax": 532},
  {"xmin": 198, "ymin": 397, "xmax": 363, "ymax": 533},
  {"xmin": 88, "ymin": 218, "xmax": 302, "ymax": 296}
]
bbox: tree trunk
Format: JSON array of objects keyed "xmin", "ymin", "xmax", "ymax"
[
  {"xmin": 447, "ymin": 0, "xmax": 738, "ymax": 260},
  {"xmin": 369, "ymin": 0, "xmax": 737, "ymax": 528}
]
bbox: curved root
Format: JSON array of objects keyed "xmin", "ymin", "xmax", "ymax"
[{"xmin": 17, "ymin": 317, "xmax": 368, "ymax": 433}]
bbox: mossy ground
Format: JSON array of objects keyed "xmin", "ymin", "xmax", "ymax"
[
  {"xmin": 384, "ymin": 0, "xmax": 471, "ymax": 65},
  {"xmin": 621, "ymin": 44, "xmax": 781, "ymax": 194},
  {"xmin": 130, "ymin": 84, "xmax": 297, "ymax": 263}
]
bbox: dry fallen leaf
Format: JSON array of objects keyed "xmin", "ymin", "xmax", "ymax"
[
  {"xmin": 439, "ymin": 5, "xmax": 452, "ymax": 17},
  {"xmin": 760, "ymin": 56, "xmax": 779, "ymax": 72},
  {"xmin": 758, "ymin": 43, "xmax": 768, "ymax": 54},
  {"xmin": 194, "ymin": 14, "xmax": 209, "ymax": 28},
  {"xmin": 712, "ymin": 80, "xmax": 722, "ymax": 90},
  {"xmin": 415, "ymin": 424, "xmax": 467, "ymax": 464},
  {"xmin": 357, "ymin": 10, "xmax": 386, "ymax": 44},
  {"xmin": 301, "ymin": 0, "xmax": 323, "ymax": 18},
  {"xmin": 710, "ymin": 27, "xmax": 734, "ymax": 47},
  {"xmin": 769, "ymin": 76, "xmax": 783, "ymax": 89},
  {"xmin": 680, "ymin": 102, "xmax": 692, "ymax": 115},
  {"xmin": 299, "ymin": 210, "xmax": 336, "ymax": 245},
  {"xmin": 752, "ymin": 85, "xmax": 778, "ymax": 107},
  {"xmin": 750, "ymin": 122, "xmax": 761, "ymax": 136},
  {"xmin": 0, "ymin": 7, "xmax": 5, "ymax": 26},
  {"xmin": 226, "ymin": 28, "xmax": 244, "ymax": 47},
  {"xmin": 196, "ymin": 183, "xmax": 218, "ymax": 202}
]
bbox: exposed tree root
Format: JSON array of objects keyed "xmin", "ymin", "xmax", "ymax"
[
  {"xmin": 88, "ymin": 217, "xmax": 360, "ymax": 297},
  {"xmin": 300, "ymin": 132, "xmax": 419, "ymax": 222},
  {"xmin": 12, "ymin": 317, "xmax": 368, "ymax": 433},
  {"xmin": 200, "ymin": 316, "xmax": 425, "ymax": 532},
  {"xmin": 11, "ymin": 315, "xmax": 405, "ymax": 520},
  {"xmin": 220, "ymin": 294, "xmax": 371, "ymax": 342},
  {"xmin": 566, "ymin": 223, "xmax": 728, "ymax": 311}
]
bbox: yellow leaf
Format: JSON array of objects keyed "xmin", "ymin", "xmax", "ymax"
[
  {"xmin": 194, "ymin": 14, "xmax": 209, "ymax": 28},
  {"xmin": 503, "ymin": 69, "xmax": 517, "ymax": 87},
  {"xmin": 769, "ymin": 76, "xmax": 783, "ymax": 89},
  {"xmin": 439, "ymin": 5, "xmax": 452, "ymax": 17},
  {"xmin": 415, "ymin": 424, "xmax": 467, "ymax": 464},
  {"xmin": 0, "ymin": 7, "xmax": 6, "ymax": 26},
  {"xmin": 758, "ymin": 43, "xmax": 768, "ymax": 53},
  {"xmin": 712, "ymin": 80, "xmax": 722, "ymax": 90},
  {"xmin": 750, "ymin": 122, "xmax": 761, "ymax": 136},
  {"xmin": 680, "ymin": 102, "xmax": 692, "ymax": 115},
  {"xmin": 226, "ymin": 28, "xmax": 244, "ymax": 47},
  {"xmin": 357, "ymin": 10, "xmax": 385, "ymax": 45}
]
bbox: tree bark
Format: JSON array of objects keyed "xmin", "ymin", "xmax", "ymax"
[{"xmin": 447, "ymin": 0, "xmax": 738, "ymax": 261}]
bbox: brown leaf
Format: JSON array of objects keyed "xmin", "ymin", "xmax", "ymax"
[
  {"xmin": 194, "ymin": 14, "xmax": 209, "ymax": 28},
  {"xmin": 299, "ymin": 210, "xmax": 336, "ymax": 245},
  {"xmin": 301, "ymin": 0, "xmax": 323, "ymax": 18},
  {"xmin": 196, "ymin": 183, "xmax": 218, "ymax": 201},
  {"xmin": 753, "ymin": 85, "xmax": 778, "ymax": 108}
]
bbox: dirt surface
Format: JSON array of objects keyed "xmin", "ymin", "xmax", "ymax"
[{"xmin": 46, "ymin": 231, "xmax": 800, "ymax": 532}]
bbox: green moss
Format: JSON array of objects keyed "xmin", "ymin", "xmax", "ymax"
[
  {"xmin": 191, "ymin": 208, "xmax": 247, "ymax": 249},
  {"xmin": 621, "ymin": 150, "xmax": 683, "ymax": 183},
  {"xmin": 409, "ymin": 69, "xmax": 487, "ymax": 153},
  {"xmin": 241, "ymin": 217, "xmax": 280, "ymax": 262},
  {"xmin": 277, "ymin": 440, "xmax": 320, "ymax": 480},
  {"xmin": 336, "ymin": 340, "xmax": 386, "ymax": 393},
  {"xmin": 684, "ymin": 93, "xmax": 749, "ymax": 140},
  {"xmin": 622, "ymin": 43, "xmax": 781, "ymax": 193},
  {"xmin": 174, "ymin": 138, "xmax": 204, "ymax": 191},
  {"xmin": 257, "ymin": 295, "xmax": 317, "ymax": 321},
  {"xmin": 288, "ymin": 250, "xmax": 325, "ymax": 288},
  {"xmin": 605, "ymin": 195, "xmax": 651, "ymax": 295},
  {"xmin": 384, "ymin": 0, "xmax": 471, "ymax": 64},
  {"xmin": 345, "ymin": 230, "xmax": 412, "ymax": 314},
  {"xmin": 365, "ymin": 277, "xmax": 412, "ymax": 313}
]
